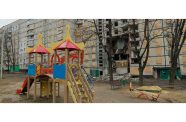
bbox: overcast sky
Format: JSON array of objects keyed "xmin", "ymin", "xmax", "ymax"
[{"xmin": 0, "ymin": 19, "xmax": 17, "ymax": 28}]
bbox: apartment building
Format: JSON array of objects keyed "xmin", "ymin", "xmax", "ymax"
[
  {"xmin": 2, "ymin": 19, "xmax": 75, "ymax": 69},
  {"xmin": 74, "ymin": 19, "xmax": 99, "ymax": 75},
  {"xmin": 74, "ymin": 19, "xmax": 129, "ymax": 77},
  {"xmin": 80, "ymin": 19, "xmax": 186, "ymax": 79},
  {"xmin": 1, "ymin": 19, "xmax": 75, "ymax": 70},
  {"xmin": 0, "ymin": 29, "xmax": 3, "ymax": 62}
]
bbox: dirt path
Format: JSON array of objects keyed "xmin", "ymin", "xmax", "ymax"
[{"xmin": 0, "ymin": 73, "xmax": 186, "ymax": 103}]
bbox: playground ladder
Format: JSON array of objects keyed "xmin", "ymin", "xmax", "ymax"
[
  {"xmin": 67, "ymin": 65, "xmax": 93, "ymax": 103},
  {"xmin": 78, "ymin": 65, "xmax": 94, "ymax": 101}
]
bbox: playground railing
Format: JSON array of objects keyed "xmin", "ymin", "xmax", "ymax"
[
  {"xmin": 67, "ymin": 65, "xmax": 82, "ymax": 102},
  {"xmin": 78, "ymin": 65, "xmax": 94, "ymax": 101},
  {"xmin": 81, "ymin": 65, "xmax": 95, "ymax": 88}
]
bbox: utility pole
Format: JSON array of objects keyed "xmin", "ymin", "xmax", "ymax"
[{"xmin": 1, "ymin": 29, "xmax": 4, "ymax": 79}]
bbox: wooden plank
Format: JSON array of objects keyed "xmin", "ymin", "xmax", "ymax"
[
  {"xmin": 57, "ymin": 82, "xmax": 60, "ymax": 97},
  {"xmin": 47, "ymin": 80, "xmax": 50, "ymax": 98},
  {"xmin": 34, "ymin": 77, "xmax": 36, "ymax": 100},
  {"xmin": 67, "ymin": 65, "xmax": 82, "ymax": 102},
  {"xmin": 67, "ymin": 82, "xmax": 77, "ymax": 103},
  {"xmin": 64, "ymin": 49, "xmax": 69, "ymax": 103},
  {"xmin": 52, "ymin": 80, "xmax": 56, "ymax": 103},
  {"xmin": 27, "ymin": 76, "xmax": 30, "ymax": 99}
]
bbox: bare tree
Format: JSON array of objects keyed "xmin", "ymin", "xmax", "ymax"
[
  {"xmin": 74, "ymin": 20, "xmax": 94, "ymax": 44},
  {"xmin": 130, "ymin": 19, "xmax": 163, "ymax": 85},
  {"xmin": 4, "ymin": 31, "xmax": 11, "ymax": 72},
  {"xmin": 4, "ymin": 28, "xmax": 16, "ymax": 72},
  {"xmin": 164, "ymin": 19, "xmax": 186, "ymax": 85},
  {"xmin": 93, "ymin": 19, "xmax": 115, "ymax": 88},
  {"xmin": 11, "ymin": 33, "xmax": 16, "ymax": 71},
  {"xmin": 75, "ymin": 19, "xmax": 129, "ymax": 88}
]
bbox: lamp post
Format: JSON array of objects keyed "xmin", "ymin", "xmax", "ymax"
[{"xmin": 0, "ymin": 29, "xmax": 4, "ymax": 79}]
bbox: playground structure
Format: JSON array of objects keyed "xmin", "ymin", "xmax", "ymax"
[{"xmin": 16, "ymin": 25, "xmax": 94, "ymax": 103}]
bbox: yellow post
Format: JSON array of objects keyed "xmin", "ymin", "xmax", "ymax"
[
  {"xmin": 53, "ymin": 80, "xmax": 56, "ymax": 102},
  {"xmin": 47, "ymin": 54, "xmax": 50, "ymax": 98},
  {"xmin": 35, "ymin": 53, "xmax": 37, "ymax": 64},
  {"xmin": 27, "ymin": 54, "xmax": 31, "ymax": 99},
  {"xmin": 41, "ymin": 54, "xmax": 43, "ymax": 66},
  {"xmin": 39, "ymin": 81, "xmax": 41, "ymax": 97},
  {"xmin": 58, "ymin": 82, "xmax": 60, "ymax": 97},
  {"xmin": 27, "ymin": 77, "xmax": 30, "ymax": 99},
  {"xmin": 53, "ymin": 50, "xmax": 57, "ymax": 103},
  {"xmin": 48, "ymin": 54, "xmax": 50, "ymax": 66},
  {"xmin": 34, "ymin": 77, "xmax": 36, "ymax": 100},
  {"xmin": 78, "ymin": 51, "xmax": 81, "ymax": 65},
  {"xmin": 64, "ymin": 48, "xmax": 69, "ymax": 103}
]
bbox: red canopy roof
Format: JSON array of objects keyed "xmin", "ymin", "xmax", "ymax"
[
  {"xmin": 54, "ymin": 25, "xmax": 81, "ymax": 51},
  {"xmin": 54, "ymin": 39, "xmax": 80, "ymax": 51},
  {"xmin": 29, "ymin": 44, "xmax": 50, "ymax": 54}
]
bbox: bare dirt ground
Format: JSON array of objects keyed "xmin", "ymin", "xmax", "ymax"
[{"xmin": 0, "ymin": 73, "xmax": 186, "ymax": 103}]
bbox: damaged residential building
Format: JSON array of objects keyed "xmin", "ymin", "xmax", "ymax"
[{"xmin": 75, "ymin": 19, "xmax": 186, "ymax": 80}]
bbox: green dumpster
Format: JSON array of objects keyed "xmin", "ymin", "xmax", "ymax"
[
  {"xmin": 176, "ymin": 69, "xmax": 182, "ymax": 80},
  {"xmin": 120, "ymin": 80, "xmax": 126, "ymax": 86},
  {"xmin": 10, "ymin": 65, "xmax": 20, "ymax": 72},
  {"xmin": 90, "ymin": 69, "xmax": 100, "ymax": 77},
  {"xmin": 160, "ymin": 68, "xmax": 182, "ymax": 80},
  {"xmin": 160, "ymin": 69, "xmax": 170, "ymax": 80}
]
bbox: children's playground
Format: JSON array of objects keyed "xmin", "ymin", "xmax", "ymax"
[
  {"xmin": 1, "ymin": 25, "xmax": 186, "ymax": 103},
  {"xmin": 1, "ymin": 73, "xmax": 186, "ymax": 103}
]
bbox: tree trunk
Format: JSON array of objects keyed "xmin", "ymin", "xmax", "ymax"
[
  {"xmin": 138, "ymin": 63, "xmax": 144, "ymax": 86},
  {"xmin": 13, "ymin": 62, "xmax": 15, "ymax": 72},
  {"xmin": 7, "ymin": 58, "xmax": 10, "ymax": 72},
  {"xmin": 108, "ymin": 19, "xmax": 114, "ymax": 89},
  {"xmin": 108, "ymin": 55, "xmax": 113, "ymax": 89},
  {"xmin": 169, "ymin": 63, "xmax": 176, "ymax": 86}
]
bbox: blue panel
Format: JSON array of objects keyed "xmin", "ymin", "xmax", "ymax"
[
  {"xmin": 28, "ymin": 64, "xmax": 36, "ymax": 76},
  {"xmin": 53, "ymin": 64, "xmax": 66, "ymax": 79}
]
